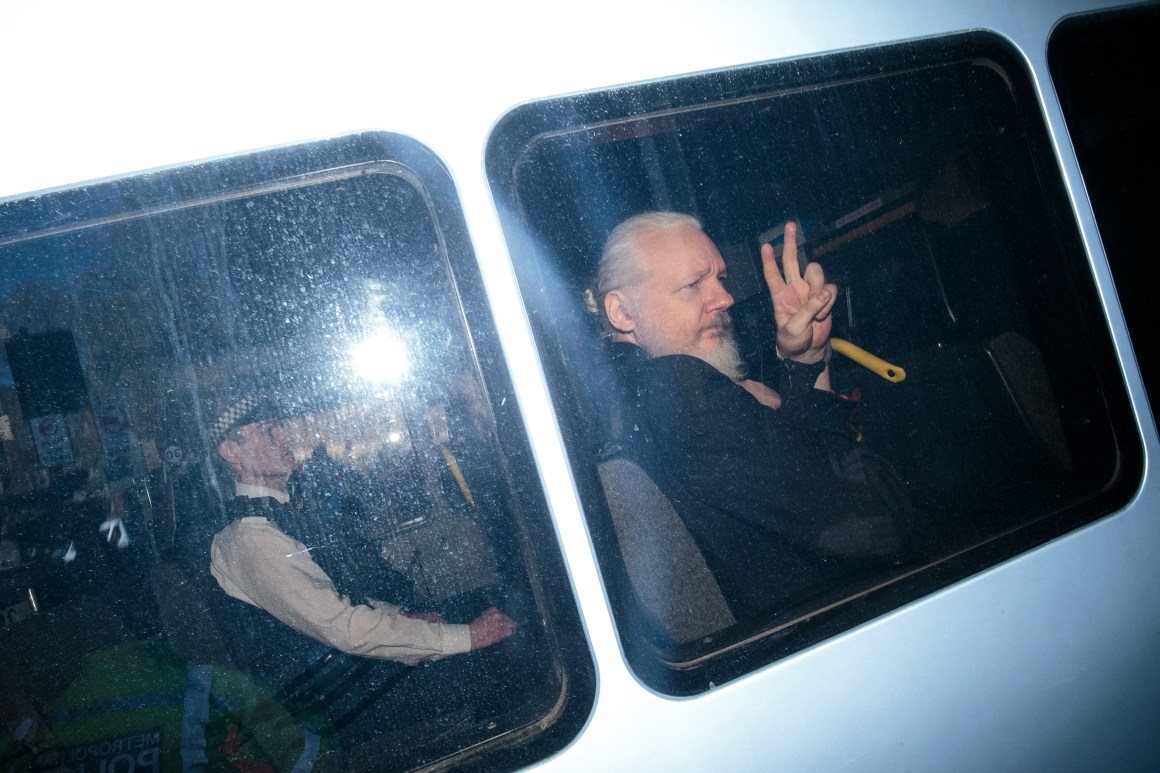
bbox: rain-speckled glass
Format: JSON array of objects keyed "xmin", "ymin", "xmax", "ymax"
[{"xmin": 0, "ymin": 141, "xmax": 592, "ymax": 771}]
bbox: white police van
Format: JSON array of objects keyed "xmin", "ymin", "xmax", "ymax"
[{"xmin": 1, "ymin": 1, "xmax": 1157, "ymax": 770}]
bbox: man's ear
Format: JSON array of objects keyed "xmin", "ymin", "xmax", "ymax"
[
  {"xmin": 218, "ymin": 439, "xmax": 242, "ymax": 466},
  {"xmin": 604, "ymin": 290, "xmax": 637, "ymax": 335}
]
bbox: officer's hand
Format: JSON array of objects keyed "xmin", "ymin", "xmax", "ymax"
[{"xmin": 468, "ymin": 607, "xmax": 517, "ymax": 650}]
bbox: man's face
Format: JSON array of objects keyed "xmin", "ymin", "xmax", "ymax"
[
  {"xmin": 229, "ymin": 419, "xmax": 297, "ymax": 480},
  {"xmin": 617, "ymin": 225, "xmax": 736, "ymax": 361}
]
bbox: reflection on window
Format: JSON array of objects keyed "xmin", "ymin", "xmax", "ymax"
[
  {"xmin": 0, "ymin": 136, "xmax": 591, "ymax": 770},
  {"xmin": 487, "ymin": 32, "xmax": 1141, "ymax": 694}
]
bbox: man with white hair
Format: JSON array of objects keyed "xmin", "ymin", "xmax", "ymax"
[
  {"xmin": 590, "ymin": 212, "xmax": 907, "ymax": 620},
  {"xmin": 594, "ymin": 211, "xmax": 835, "ymax": 400}
]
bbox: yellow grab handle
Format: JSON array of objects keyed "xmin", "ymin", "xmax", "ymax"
[
  {"xmin": 441, "ymin": 446, "xmax": 476, "ymax": 507},
  {"xmin": 830, "ymin": 337, "xmax": 906, "ymax": 383}
]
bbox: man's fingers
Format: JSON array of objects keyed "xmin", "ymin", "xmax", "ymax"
[
  {"xmin": 779, "ymin": 221, "xmax": 801, "ymax": 282},
  {"xmin": 816, "ymin": 282, "xmax": 838, "ymax": 321},
  {"xmin": 804, "ymin": 288, "xmax": 833, "ymax": 321},
  {"xmin": 782, "ymin": 289, "xmax": 832, "ymax": 338},
  {"xmin": 761, "ymin": 242, "xmax": 786, "ymax": 293},
  {"xmin": 803, "ymin": 260, "xmax": 826, "ymax": 294}
]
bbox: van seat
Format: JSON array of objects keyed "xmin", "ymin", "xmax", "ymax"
[{"xmin": 597, "ymin": 457, "xmax": 736, "ymax": 645}]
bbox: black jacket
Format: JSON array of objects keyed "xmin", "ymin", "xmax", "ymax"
[{"xmin": 604, "ymin": 342, "xmax": 910, "ymax": 619}]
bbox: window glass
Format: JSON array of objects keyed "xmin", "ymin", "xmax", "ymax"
[
  {"xmin": 0, "ymin": 134, "xmax": 592, "ymax": 770},
  {"xmin": 487, "ymin": 32, "xmax": 1141, "ymax": 694},
  {"xmin": 1050, "ymin": 3, "xmax": 1160, "ymax": 413}
]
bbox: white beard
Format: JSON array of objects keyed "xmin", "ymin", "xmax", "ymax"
[
  {"xmin": 633, "ymin": 310, "xmax": 747, "ymax": 382},
  {"xmin": 697, "ymin": 331, "xmax": 746, "ymax": 383}
]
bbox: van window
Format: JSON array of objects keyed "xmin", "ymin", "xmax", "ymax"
[
  {"xmin": 0, "ymin": 133, "xmax": 593, "ymax": 770},
  {"xmin": 486, "ymin": 32, "xmax": 1141, "ymax": 694},
  {"xmin": 1049, "ymin": 3, "xmax": 1160, "ymax": 412}
]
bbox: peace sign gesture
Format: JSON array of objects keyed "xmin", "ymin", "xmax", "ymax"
[{"xmin": 761, "ymin": 221, "xmax": 837, "ymax": 364}]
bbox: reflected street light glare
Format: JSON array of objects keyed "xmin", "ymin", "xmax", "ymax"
[{"xmin": 349, "ymin": 329, "xmax": 410, "ymax": 384}]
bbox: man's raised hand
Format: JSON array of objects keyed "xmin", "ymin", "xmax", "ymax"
[{"xmin": 761, "ymin": 221, "xmax": 837, "ymax": 363}]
